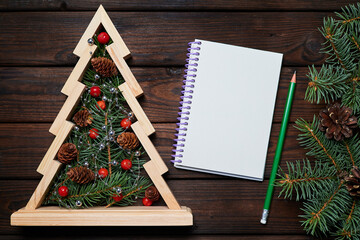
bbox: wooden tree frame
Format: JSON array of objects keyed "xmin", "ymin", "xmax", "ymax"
[{"xmin": 11, "ymin": 5, "xmax": 193, "ymax": 226}]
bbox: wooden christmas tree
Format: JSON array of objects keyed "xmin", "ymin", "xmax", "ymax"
[{"xmin": 10, "ymin": 5, "xmax": 192, "ymax": 226}]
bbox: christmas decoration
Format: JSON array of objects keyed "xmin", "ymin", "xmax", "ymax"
[
  {"xmin": 12, "ymin": 6, "xmax": 192, "ymax": 227},
  {"xmin": 91, "ymin": 57, "xmax": 118, "ymax": 77},
  {"xmin": 87, "ymin": 38, "xmax": 94, "ymax": 46},
  {"xmin": 90, "ymin": 86, "xmax": 101, "ymax": 97},
  {"xmin": 277, "ymin": 3, "xmax": 360, "ymax": 239},
  {"xmin": 117, "ymin": 132, "xmax": 139, "ymax": 150},
  {"xmin": 120, "ymin": 118, "xmax": 132, "ymax": 129},
  {"xmin": 97, "ymin": 32, "xmax": 110, "ymax": 44},
  {"xmin": 67, "ymin": 166, "xmax": 95, "ymax": 184},
  {"xmin": 319, "ymin": 102, "xmax": 357, "ymax": 141},
  {"xmin": 57, "ymin": 143, "xmax": 77, "ymax": 164},
  {"xmin": 145, "ymin": 186, "xmax": 160, "ymax": 202},
  {"xmin": 58, "ymin": 186, "xmax": 69, "ymax": 197},
  {"xmin": 121, "ymin": 159, "xmax": 132, "ymax": 170},
  {"xmin": 112, "ymin": 193, "xmax": 123, "ymax": 202},
  {"xmin": 98, "ymin": 168, "xmax": 109, "ymax": 178},
  {"xmin": 142, "ymin": 197, "xmax": 153, "ymax": 206},
  {"xmin": 73, "ymin": 109, "xmax": 93, "ymax": 127},
  {"xmin": 89, "ymin": 128, "xmax": 99, "ymax": 139},
  {"xmin": 345, "ymin": 166, "xmax": 360, "ymax": 197},
  {"xmin": 96, "ymin": 100, "xmax": 106, "ymax": 110}
]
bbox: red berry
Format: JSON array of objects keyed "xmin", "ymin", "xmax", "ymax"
[
  {"xmin": 120, "ymin": 118, "xmax": 132, "ymax": 129},
  {"xmin": 97, "ymin": 32, "xmax": 110, "ymax": 44},
  {"xmin": 58, "ymin": 186, "xmax": 69, "ymax": 197},
  {"xmin": 112, "ymin": 193, "xmax": 123, "ymax": 202},
  {"xmin": 89, "ymin": 128, "xmax": 99, "ymax": 139},
  {"xmin": 142, "ymin": 197, "xmax": 153, "ymax": 206},
  {"xmin": 121, "ymin": 159, "xmax": 132, "ymax": 170},
  {"xmin": 90, "ymin": 86, "xmax": 101, "ymax": 97},
  {"xmin": 96, "ymin": 100, "xmax": 106, "ymax": 110},
  {"xmin": 98, "ymin": 168, "xmax": 108, "ymax": 178}
]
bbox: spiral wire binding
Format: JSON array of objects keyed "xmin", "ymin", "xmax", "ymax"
[{"xmin": 171, "ymin": 41, "xmax": 201, "ymax": 164}]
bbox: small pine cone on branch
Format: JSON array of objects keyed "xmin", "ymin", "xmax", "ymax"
[
  {"xmin": 345, "ymin": 166, "xmax": 360, "ymax": 197},
  {"xmin": 73, "ymin": 109, "xmax": 93, "ymax": 127},
  {"xmin": 319, "ymin": 103, "xmax": 358, "ymax": 141},
  {"xmin": 67, "ymin": 166, "xmax": 95, "ymax": 184},
  {"xmin": 117, "ymin": 132, "xmax": 139, "ymax": 150},
  {"xmin": 57, "ymin": 143, "xmax": 77, "ymax": 164},
  {"xmin": 91, "ymin": 57, "xmax": 118, "ymax": 77},
  {"xmin": 145, "ymin": 186, "xmax": 160, "ymax": 202}
]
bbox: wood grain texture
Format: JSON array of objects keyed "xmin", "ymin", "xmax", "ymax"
[
  {"xmin": 0, "ymin": 1, "xmax": 340, "ymax": 238},
  {"xmin": 0, "ymin": 12, "xmax": 327, "ymax": 66},
  {"xmin": 0, "ymin": 0, "xmax": 357, "ymax": 11},
  {"xmin": 12, "ymin": 206, "xmax": 192, "ymax": 226},
  {"xmin": 0, "ymin": 180, "xmax": 303, "ymax": 235},
  {"xmin": 0, "ymin": 67, "xmax": 324, "ymax": 123},
  {"xmin": 0, "ymin": 236, "xmax": 314, "ymax": 240},
  {"xmin": 0, "ymin": 122, "xmax": 309, "ymax": 180}
]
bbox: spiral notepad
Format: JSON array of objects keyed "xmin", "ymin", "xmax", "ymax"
[{"xmin": 171, "ymin": 39, "xmax": 283, "ymax": 181}]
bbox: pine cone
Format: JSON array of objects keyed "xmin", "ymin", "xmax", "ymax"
[
  {"xmin": 117, "ymin": 132, "xmax": 139, "ymax": 150},
  {"xmin": 145, "ymin": 186, "xmax": 160, "ymax": 202},
  {"xmin": 67, "ymin": 166, "xmax": 95, "ymax": 184},
  {"xmin": 345, "ymin": 166, "xmax": 360, "ymax": 197},
  {"xmin": 73, "ymin": 109, "xmax": 93, "ymax": 127},
  {"xmin": 57, "ymin": 143, "xmax": 77, "ymax": 164},
  {"xmin": 319, "ymin": 103, "xmax": 357, "ymax": 141},
  {"xmin": 91, "ymin": 57, "xmax": 118, "ymax": 77}
]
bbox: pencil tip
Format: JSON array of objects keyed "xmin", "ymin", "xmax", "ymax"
[{"xmin": 291, "ymin": 71, "xmax": 296, "ymax": 83}]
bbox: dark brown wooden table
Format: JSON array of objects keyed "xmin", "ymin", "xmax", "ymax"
[{"xmin": 0, "ymin": 1, "xmax": 357, "ymax": 239}]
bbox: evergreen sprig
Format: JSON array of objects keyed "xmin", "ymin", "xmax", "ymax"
[
  {"xmin": 277, "ymin": 4, "xmax": 360, "ymax": 239},
  {"xmin": 43, "ymin": 32, "xmax": 154, "ymax": 209},
  {"xmin": 295, "ymin": 117, "xmax": 347, "ymax": 170},
  {"xmin": 304, "ymin": 3, "xmax": 360, "ymax": 115},
  {"xmin": 305, "ymin": 65, "xmax": 350, "ymax": 104},
  {"xmin": 300, "ymin": 181, "xmax": 352, "ymax": 236},
  {"xmin": 334, "ymin": 200, "xmax": 360, "ymax": 240},
  {"xmin": 277, "ymin": 159, "xmax": 337, "ymax": 201}
]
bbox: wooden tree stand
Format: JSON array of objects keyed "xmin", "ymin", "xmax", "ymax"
[{"xmin": 11, "ymin": 5, "xmax": 193, "ymax": 226}]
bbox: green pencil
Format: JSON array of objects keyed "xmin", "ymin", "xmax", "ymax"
[{"xmin": 261, "ymin": 71, "xmax": 297, "ymax": 225}]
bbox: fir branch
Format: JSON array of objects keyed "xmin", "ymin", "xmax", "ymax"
[
  {"xmin": 342, "ymin": 74, "xmax": 360, "ymax": 115},
  {"xmin": 295, "ymin": 117, "xmax": 342, "ymax": 169},
  {"xmin": 334, "ymin": 200, "xmax": 360, "ymax": 240},
  {"xmin": 305, "ymin": 65, "xmax": 350, "ymax": 104},
  {"xmin": 277, "ymin": 159, "xmax": 337, "ymax": 201},
  {"xmin": 301, "ymin": 180, "xmax": 352, "ymax": 236},
  {"xmin": 344, "ymin": 141, "xmax": 355, "ymax": 167},
  {"xmin": 337, "ymin": 3, "xmax": 360, "ymax": 26},
  {"xmin": 320, "ymin": 17, "xmax": 355, "ymax": 71}
]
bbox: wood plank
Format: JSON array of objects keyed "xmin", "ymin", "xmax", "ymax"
[
  {"xmin": 37, "ymin": 121, "xmax": 74, "ymax": 174},
  {"xmin": 132, "ymin": 122, "xmax": 167, "ymax": 174},
  {"xmin": 120, "ymin": 83, "xmax": 154, "ymax": 135},
  {"xmin": 12, "ymin": 206, "xmax": 192, "ymax": 226},
  {"xmin": 0, "ymin": 12, "xmax": 328, "ymax": 66},
  {"xmin": 25, "ymin": 160, "xmax": 62, "ymax": 210},
  {"xmin": 49, "ymin": 82, "xmax": 85, "ymax": 135},
  {"xmin": 0, "ymin": 235, "xmax": 313, "ymax": 240},
  {"xmin": 0, "ymin": 122, "xmax": 310, "ymax": 180},
  {"xmin": 61, "ymin": 44, "xmax": 97, "ymax": 95},
  {"xmin": 143, "ymin": 161, "xmax": 180, "ymax": 210},
  {"xmin": 0, "ymin": 0, "xmax": 357, "ymax": 11},
  {"xmin": 0, "ymin": 67, "xmax": 324, "ymax": 123},
  {"xmin": 0, "ymin": 179, "xmax": 304, "ymax": 234},
  {"xmin": 109, "ymin": 45, "xmax": 143, "ymax": 97}
]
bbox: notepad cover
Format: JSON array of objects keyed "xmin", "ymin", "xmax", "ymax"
[{"xmin": 174, "ymin": 39, "xmax": 283, "ymax": 181}]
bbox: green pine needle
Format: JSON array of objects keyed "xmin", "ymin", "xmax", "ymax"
[{"xmin": 276, "ymin": 159, "xmax": 337, "ymax": 201}]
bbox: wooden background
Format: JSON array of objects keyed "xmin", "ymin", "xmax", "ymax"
[{"xmin": 0, "ymin": 1, "xmax": 358, "ymax": 239}]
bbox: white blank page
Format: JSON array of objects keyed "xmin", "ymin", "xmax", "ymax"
[{"xmin": 174, "ymin": 39, "xmax": 283, "ymax": 181}]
